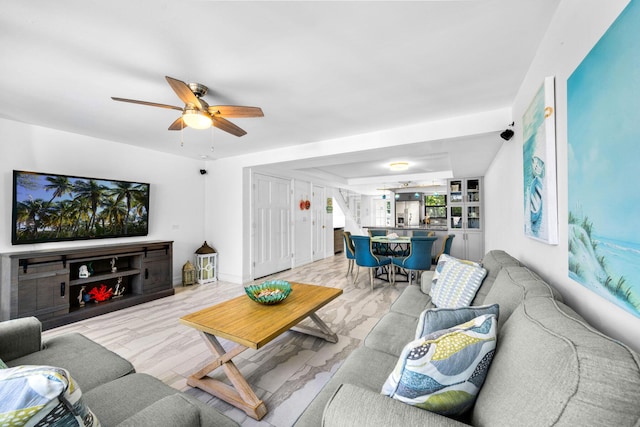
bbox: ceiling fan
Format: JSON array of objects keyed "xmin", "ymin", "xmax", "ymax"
[{"xmin": 112, "ymin": 76, "xmax": 263, "ymax": 136}]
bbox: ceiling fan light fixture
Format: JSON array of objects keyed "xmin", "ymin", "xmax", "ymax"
[
  {"xmin": 183, "ymin": 109, "xmax": 212, "ymax": 129},
  {"xmin": 389, "ymin": 162, "xmax": 409, "ymax": 171}
]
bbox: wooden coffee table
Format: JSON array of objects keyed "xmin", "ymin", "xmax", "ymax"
[{"xmin": 179, "ymin": 282, "xmax": 343, "ymax": 420}]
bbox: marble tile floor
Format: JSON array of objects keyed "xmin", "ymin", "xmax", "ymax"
[{"xmin": 43, "ymin": 255, "xmax": 410, "ymax": 427}]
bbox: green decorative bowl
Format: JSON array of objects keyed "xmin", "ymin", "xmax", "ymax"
[{"xmin": 245, "ymin": 280, "xmax": 292, "ymax": 305}]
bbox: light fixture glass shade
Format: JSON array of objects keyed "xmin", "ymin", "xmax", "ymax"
[
  {"xmin": 183, "ymin": 109, "xmax": 212, "ymax": 129},
  {"xmin": 389, "ymin": 162, "xmax": 409, "ymax": 171}
]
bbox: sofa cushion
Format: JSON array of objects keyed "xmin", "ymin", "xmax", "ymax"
[
  {"xmin": 8, "ymin": 333, "xmax": 134, "ymax": 393},
  {"xmin": 482, "ymin": 266, "xmax": 562, "ymax": 329},
  {"xmin": 382, "ymin": 314, "xmax": 497, "ymax": 416},
  {"xmin": 415, "ymin": 304, "xmax": 500, "ymax": 340},
  {"xmin": 116, "ymin": 394, "xmax": 200, "ymax": 427},
  {"xmin": 389, "ymin": 285, "xmax": 434, "ymax": 317},
  {"xmin": 420, "ymin": 270, "xmax": 435, "ymax": 294},
  {"xmin": 432, "ymin": 259, "xmax": 487, "ymax": 308},
  {"xmin": 84, "ymin": 373, "xmax": 238, "ymax": 427},
  {"xmin": 0, "ymin": 365, "xmax": 100, "ymax": 427},
  {"xmin": 365, "ymin": 312, "xmax": 419, "ymax": 357},
  {"xmin": 472, "ymin": 297, "xmax": 640, "ymax": 426},
  {"xmin": 323, "ymin": 384, "xmax": 469, "ymax": 427},
  {"xmin": 293, "ymin": 346, "xmax": 399, "ymax": 427},
  {"xmin": 470, "ymin": 250, "xmax": 522, "ymax": 306}
]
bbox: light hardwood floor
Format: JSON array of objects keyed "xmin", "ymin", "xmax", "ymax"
[{"xmin": 43, "ymin": 254, "xmax": 409, "ymax": 427}]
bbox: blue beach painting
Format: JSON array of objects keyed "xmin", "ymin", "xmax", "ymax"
[
  {"xmin": 567, "ymin": 0, "xmax": 640, "ymax": 317},
  {"xmin": 523, "ymin": 76, "xmax": 558, "ymax": 244}
]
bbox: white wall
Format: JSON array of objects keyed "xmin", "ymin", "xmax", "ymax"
[
  {"xmin": 0, "ymin": 118, "xmax": 207, "ymax": 285},
  {"xmin": 485, "ymin": 0, "xmax": 639, "ymax": 352}
]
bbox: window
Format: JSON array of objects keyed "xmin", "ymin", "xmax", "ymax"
[{"xmin": 425, "ymin": 194, "xmax": 447, "ymax": 226}]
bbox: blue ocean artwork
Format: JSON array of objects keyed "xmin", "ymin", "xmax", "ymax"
[
  {"xmin": 523, "ymin": 77, "xmax": 557, "ymax": 244},
  {"xmin": 567, "ymin": 0, "xmax": 640, "ymax": 317}
]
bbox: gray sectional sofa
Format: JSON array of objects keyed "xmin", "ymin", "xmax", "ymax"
[
  {"xmin": 295, "ymin": 250, "xmax": 640, "ymax": 426},
  {"xmin": 0, "ymin": 317, "xmax": 238, "ymax": 427}
]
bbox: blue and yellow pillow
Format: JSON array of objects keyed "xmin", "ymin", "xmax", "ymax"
[
  {"xmin": 382, "ymin": 314, "xmax": 497, "ymax": 416},
  {"xmin": 0, "ymin": 365, "xmax": 100, "ymax": 427}
]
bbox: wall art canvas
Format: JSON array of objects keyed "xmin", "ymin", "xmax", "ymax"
[
  {"xmin": 523, "ymin": 76, "xmax": 558, "ymax": 244},
  {"xmin": 567, "ymin": 1, "xmax": 640, "ymax": 318}
]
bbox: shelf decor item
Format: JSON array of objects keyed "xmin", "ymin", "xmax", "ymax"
[
  {"xmin": 182, "ymin": 261, "xmax": 196, "ymax": 286},
  {"xmin": 88, "ymin": 284, "xmax": 113, "ymax": 302},
  {"xmin": 245, "ymin": 280, "xmax": 292, "ymax": 305},
  {"xmin": 195, "ymin": 241, "xmax": 218, "ymax": 284}
]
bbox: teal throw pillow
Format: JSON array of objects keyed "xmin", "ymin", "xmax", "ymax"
[
  {"xmin": 432, "ymin": 257, "xmax": 487, "ymax": 308},
  {"xmin": 382, "ymin": 314, "xmax": 497, "ymax": 416},
  {"xmin": 0, "ymin": 365, "xmax": 100, "ymax": 427},
  {"xmin": 415, "ymin": 304, "xmax": 500, "ymax": 340}
]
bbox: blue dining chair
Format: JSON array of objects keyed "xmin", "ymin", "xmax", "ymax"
[
  {"xmin": 342, "ymin": 231, "xmax": 356, "ymax": 277},
  {"xmin": 432, "ymin": 234, "xmax": 455, "ymax": 264},
  {"xmin": 411, "ymin": 230, "xmax": 429, "ymax": 237},
  {"xmin": 367, "ymin": 229, "xmax": 388, "ymax": 256},
  {"xmin": 392, "ymin": 236, "xmax": 437, "ymax": 285},
  {"xmin": 351, "ymin": 235, "xmax": 392, "ymax": 291}
]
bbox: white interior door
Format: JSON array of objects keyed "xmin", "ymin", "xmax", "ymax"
[
  {"xmin": 253, "ymin": 173, "xmax": 291, "ymax": 279},
  {"xmin": 312, "ymin": 185, "xmax": 325, "ymax": 261}
]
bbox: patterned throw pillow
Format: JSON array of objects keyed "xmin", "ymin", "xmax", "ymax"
[
  {"xmin": 430, "ymin": 254, "xmax": 482, "ymax": 299},
  {"xmin": 0, "ymin": 358, "xmax": 7, "ymax": 369},
  {"xmin": 0, "ymin": 365, "xmax": 100, "ymax": 427},
  {"xmin": 382, "ymin": 314, "xmax": 497, "ymax": 416},
  {"xmin": 415, "ymin": 304, "xmax": 499, "ymax": 340},
  {"xmin": 431, "ymin": 258, "xmax": 487, "ymax": 308}
]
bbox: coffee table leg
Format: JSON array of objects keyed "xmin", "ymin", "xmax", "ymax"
[
  {"xmin": 187, "ymin": 332, "xmax": 268, "ymax": 420},
  {"xmin": 291, "ymin": 312, "xmax": 338, "ymax": 343}
]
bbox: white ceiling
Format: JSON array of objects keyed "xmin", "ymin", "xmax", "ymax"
[{"xmin": 0, "ymin": 0, "xmax": 559, "ymax": 193}]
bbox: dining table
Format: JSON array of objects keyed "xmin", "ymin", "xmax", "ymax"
[{"xmin": 371, "ymin": 235, "xmax": 411, "ymax": 257}]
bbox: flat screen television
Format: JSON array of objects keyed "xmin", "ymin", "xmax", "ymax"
[{"xmin": 12, "ymin": 170, "xmax": 150, "ymax": 245}]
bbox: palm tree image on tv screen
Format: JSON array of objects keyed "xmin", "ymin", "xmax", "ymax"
[{"xmin": 12, "ymin": 170, "xmax": 150, "ymax": 244}]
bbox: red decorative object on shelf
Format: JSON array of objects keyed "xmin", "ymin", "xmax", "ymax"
[
  {"xmin": 305, "ymin": 200, "xmax": 311, "ymax": 210},
  {"xmin": 88, "ymin": 284, "xmax": 114, "ymax": 302},
  {"xmin": 299, "ymin": 200, "xmax": 306, "ymax": 210}
]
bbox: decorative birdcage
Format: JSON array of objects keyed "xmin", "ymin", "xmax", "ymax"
[{"xmin": 195, "ymin": 241, "xmax": 218, "ymax": 284}]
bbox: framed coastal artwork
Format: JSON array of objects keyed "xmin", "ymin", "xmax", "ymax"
[
  {"xmin": 567, "ymin": 1, "xmax": 640, "ymax": 318},
  {"xmin": 522, "ymin": 76, "xmax": 558, "ymax": 245}
]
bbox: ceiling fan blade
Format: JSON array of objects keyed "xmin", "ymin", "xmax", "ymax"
[
  {"xmin": 168, "ymin": 116, "xmax": 185, "ymax": 131},
  {"xmin": 111, "ymin": 97, "xmax": 183, "ymax": 111},
  {"xmin": 165, "ymin": 76, "xmax": 202, "ymax": 110},
  {"xmin": 212, "ymin": 116, "xmax": 247, "ymax": 137},
  {"xmin": 209, "ymin": 105, "xmax": 264, "ymax": 118}
]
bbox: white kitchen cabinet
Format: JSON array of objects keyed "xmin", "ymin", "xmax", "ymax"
[{"xmin": 448, "ymin": 178, "xmax": 484, "ymax": 262}]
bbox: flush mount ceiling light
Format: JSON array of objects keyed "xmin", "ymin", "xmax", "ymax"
[
  {"xmin": 182, "ymin": 107, "xmax": 212, "ymax": 129},
  {"xmin": 389, "ymin": 162, "xmax": 409, "ymax": 171}
]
